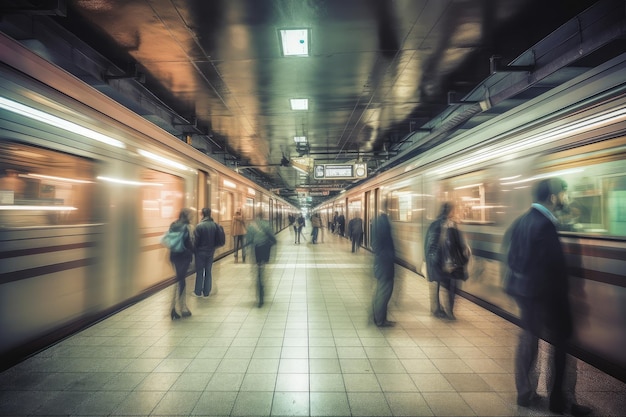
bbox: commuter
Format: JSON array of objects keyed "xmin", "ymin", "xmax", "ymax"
[
  {"xmin": 348, "ymin": 214, "xmax": 363, "ymax": 253},
  {"xmin": 193, "ymin": 207, "xmax": 219, "ymax": 297},
  {"xmin": 246, "ymin": 212, "xmax": 277, "ymax": 307},
  {"xmin": 332, "ymin": 211, "xmax": 338, "ymax": 234},
  {"xmin": 337, "ymin": 212, "xmax": 346, "ymax": 237},
  {"xmin": 504, "ymin": 178, "xmax": 591, "ymax": 416},
  {"xmin": 232, "ymin": 208, "xmax": 246, "ymax": 262},
  {"xmin": 371, "ymin": 203, "xmax": 396, "ymax": 327},
  {"xmin": 295, "ymin": 213, "xmax": 305, "ymax": 244},
  {"xmin": 310, "ymin": 212, "xmax": 322, "ymax": 244},
  {"xmin": 424, "ymin": 202, "xmax": 470, "ymax": 320},
  {"xmin": 167, "ymin": 208, "xmax": 194, "ymax": 319}
]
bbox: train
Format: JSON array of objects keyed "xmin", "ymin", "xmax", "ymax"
[
  {"xmin": 316, "ymin": 52, "xmax": 626, "ymax": 382},
  {"xmin": 0, "ymin": 33, "xmax": 297, "ymax": 369}
]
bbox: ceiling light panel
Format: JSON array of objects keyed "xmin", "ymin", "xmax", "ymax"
[
  {"xmin": 290, "ymin": 98, "xmax": 308, "ymax": 110},
  {"xmin": 280, "ymin": 29, "xmax": 310, "ymax": 57}
]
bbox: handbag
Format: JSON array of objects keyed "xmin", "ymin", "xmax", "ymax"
[
  {"xmin": 440, "ymin": 222, "xmax": 470, "ymax": 276},
  {"xmin": 160, "ymin": 228, "xmax": 186, "ymax": 252}
]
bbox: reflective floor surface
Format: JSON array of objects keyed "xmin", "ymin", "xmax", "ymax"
[{"xmin": 1, "ymin": 227, "xmax": 625, "ymax": 416}]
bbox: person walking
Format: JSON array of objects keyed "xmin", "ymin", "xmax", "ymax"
[
  {"xmin": 295, "ymin": 213, "xmax": 305, "ymax": 244},
  {"xmin": 504, "ymin": 178, "xmax": 590, "ymax": 416},
  {"xmin": 246, "ymin": 212, "xmax": 277, "ymax": 307},
  {"xmin": 232, "ymin": 208, "xmax": 246, "ymax": 262},
  {"xmin": 371, "ymin": 204, "xmax": 396, "ymax": 327},
  {"xmin": 348, "ymin": 214, "xmax": 363, "ymax": 253},
  {"xmin": 167, "ymin": 208, "xmax": 194, "ymax": 319},
  {"xmin": 310, "ymin": 212, "xmax": 322, "ymax": 244},
  {"xmin": 424, "ymin": 202, "xmax": 470, "ymax": 320},
  {"xmin": 193, "ymin": 207, "xmax": 219, "ymax": 297}
]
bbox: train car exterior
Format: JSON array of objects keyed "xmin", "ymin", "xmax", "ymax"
[
  {"xmin": 0, "ymin": 33, "xmax": 296, "ymax": 368},
  {"xmin": 317, "ymin": 53, "xmax": 626, "ymax": 381}
]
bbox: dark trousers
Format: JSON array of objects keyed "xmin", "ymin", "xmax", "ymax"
[
  {"xmin": 170, "ymin": 252, "xmax": 192, "ymax": 312},
  {"xmin": 372, "ymin": 259, "xmax": 394, "ymax": 325},
  {"xmin": 194, "ymin": 251, "xmax": 214, "ymax": 296},
  {"xmin": 514, "ymin": 296, "xmax": 567, "ymax": 406},
  {"xmin": 254, "ymin": 244, "xmax": 271, "ymax": 307},
  {"xmin": 234, "ymin": 235, "xmax": 245, "ymax": 260},
  {"xmin": 351, "ymin": 232, "xmax": 362, "ymax": 252}
]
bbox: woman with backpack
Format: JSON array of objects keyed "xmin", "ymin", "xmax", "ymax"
[
  {"xmin": 424, "ymin": 202, "xmax": 470, "ymax": 320},
  {"xmin": 167, "ymin": 208, "xmax": 195, "ymax": 319}
]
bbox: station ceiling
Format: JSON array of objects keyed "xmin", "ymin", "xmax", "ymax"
[{"xmin": 1, "ymin": 0, "xmax": 625, "ymax": 207}]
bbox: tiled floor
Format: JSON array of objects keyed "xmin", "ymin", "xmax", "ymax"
[{"xmin": 1, "ymin": 228, "xmax": 625, "ymax": 416}]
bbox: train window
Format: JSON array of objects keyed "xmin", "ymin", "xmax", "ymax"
[
  {"xmin": 0, "ymin": 142, "xmax": 98, "ymax": 227},
  {"xmin": 388, "ymin": 187, "xmax": 420, "ymax": 222},
  {"xmin": 139, "ymin": 168, "xmax": 185, "ymax": 228},
  {"xmin": 348, "ymin": 199, "xmax": 362, "ymax": 222},
  {"xmin": 553, "ymin": 164, "xmax": 626, "ymax": 237},
  {"xmin": 245, "ymin": 197, "xmax": 254, "ymax": 220},
  {"xmin": 220, "ymin": 191, "xmax": 234, "ymax": 222},
  {"xmin": 443, "ymin": 173, "xmax": 498, "ymax": 225}
]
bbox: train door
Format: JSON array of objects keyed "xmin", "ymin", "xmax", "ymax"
[
  {"xmin": 197, "ymin": 170, "xmax": 210, "ymax": 211},
  {"xmin": 364, "ymin": 191, "xmax": 371, "ymax": 247},
  {"xmin": 367, "ymin": 189, "xmax": 378, "ymax": 249},
  {"xmin": 269, "ymin": 198, "xmax": 274, "ymax": 232}
]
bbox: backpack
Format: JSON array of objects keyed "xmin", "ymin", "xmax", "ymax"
[
  {"xmin": 161, "ymin": 226, "xmax": 187, "ymax": 253},
  {"xmin": 214, "ymin": 223, "xmax": 226, "ymax": 247},
  {"xmin": 439, "ymin": 221, "xmax": 470, "ymax": 277}
]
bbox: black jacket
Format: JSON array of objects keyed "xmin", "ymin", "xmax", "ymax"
[{"xmin": 505, "ymin": 207, "xmax": 572, "ymax": 336}]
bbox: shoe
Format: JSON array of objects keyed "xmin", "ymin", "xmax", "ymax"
[
  {"xmin": 377, "ymin": 320, "xmax": 396, "ymax": 327},
  {"xmin": 570, "ymin": 404, "xmax": 592, "ymax": 417},
  {"xmin": 549, "ymin": 396, "xmax": 566, "ymax": 414},
  {"xmin": 517, "ymin": 392, "xmax": 540, "ymax": 407},
  {"xmin": 170, "ymin": 309, "xmax": 181, "ymax": 320},
  {"xmin": 433, "ymin": 310, "xmax": 447, "ymax": 319},
  {"xmin": 181, "ymin": 310, "xmax": 192, "ymax": 318},
  {"xmin": 191, "ymin": 292, "xmax": 202, "ymax": 298},
  {"xmin": 445, "ymin": 313, "xmax": 456, "ymax": 321}
]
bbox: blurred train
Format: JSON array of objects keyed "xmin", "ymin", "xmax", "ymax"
[
  {"xmin": 316, "ymin": 52, "xmax": 626, "ymax": 381},
  {"xmin": 0, "ymin": 33, "xmax": 297, "ymax": 369}
]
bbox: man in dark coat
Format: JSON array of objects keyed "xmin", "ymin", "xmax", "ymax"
[
  {"xmin": 347, "ymin": 214, "xmax": 363, "ymax": 253},
  {"xmin": 193, "ymin": 207, "xmax": 219, "ymax": 297},
  {"xmin": 505, "ymin": 178, "xmax": 590, "ymax": 416},
  {"xmin": 371, "ymin": 205, "xmax": 395, "ymax": 327}
]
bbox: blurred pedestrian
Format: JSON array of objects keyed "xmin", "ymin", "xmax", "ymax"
[
  {"xmin": 371, "ymin": 203, "xmax": 396, "ymax": 327},
  {"xmin": 232, "ymin": 208, "xmax": 246, "ymax": 262},
  {"xmin": 193, "ymin": 207, "xmax": 219, "ymax": 297},
  {"xmin": 337, "ymin": 212, "xmax": 346, "ymax": 237},
  {"xmin": 311, "ymin": 212, "xmax": 322, "ymax": 243},
  {"xmin": 424, "ymin": 202, "xmax": 470, "ymax": 320},
  {"xmin": 167, "ymin": 208, "xmax": 194, "ymax": 319},
  {"xmin": 348, "ymin": 214, "xmax": 363, "ymax": 252},
  {"xmin": 504, "ymin": 178, "xmax": 590, "ymax": 416},
  {"xmin": 246, "ymin": 212, "xmax": 277, "ymax": 307},
  {"xmin": 295, "ymin": 212, "xmax": 305, "ymax": 244}
]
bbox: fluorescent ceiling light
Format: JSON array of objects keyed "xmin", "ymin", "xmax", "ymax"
[
  {"xmin": 280, "ymin": 29, "xmax": 309, "ymax": 56},
  {"xmin": 97, "ymin": 176, "xmax": 163, "ymax": 186},
  {"xmin": 0, "ymin": 96, "xmax": 125, "ymax": 149},
  {"xmin": 0, "ymin": 205, "xmax": 77, "ymax": 211},
  {"xmin": 137, "ymin": 149, "xmax": 189, "ymax": 171},
  {"xmin": 290, "ymin": 98, "xmax": 308, "ymax": 110},
  {"xmin": 293, "ymin": 136, "xmax": 307, "ymax": 143}
]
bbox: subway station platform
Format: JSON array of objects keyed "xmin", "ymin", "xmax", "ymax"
[{"xmin": 1, "ymin": 227, "xmax": 625, "ymax": 417}]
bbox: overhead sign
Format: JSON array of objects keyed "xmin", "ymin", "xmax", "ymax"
[{"xmin": 313, "ymin": 163, "xmax": 367, "ymax": 180}]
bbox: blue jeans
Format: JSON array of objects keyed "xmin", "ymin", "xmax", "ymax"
[{"xmin": 194, "ymin": 251, "xmax": 214, "ymax": 296}]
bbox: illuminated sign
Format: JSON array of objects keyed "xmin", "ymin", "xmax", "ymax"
[{"xmin": 313, "ymin": 163, "xmax": 367, "ymax": 180}]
